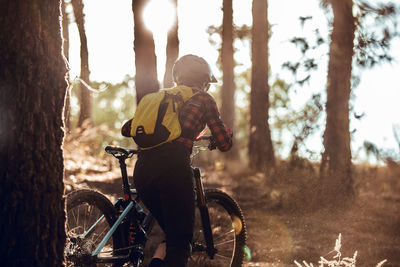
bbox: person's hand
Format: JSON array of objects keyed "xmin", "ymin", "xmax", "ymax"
[{"xmin": 227, "ymin": 128, "xmax": 233, "ymax": 138}]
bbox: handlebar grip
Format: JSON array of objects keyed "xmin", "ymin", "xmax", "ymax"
[
  {"xmin": 194, "ymin": 136, "xmax": 217, "ymax": 150},
  {"xmin": 196, "ymin": 135, "xmax": 213, "ymax": 141}
]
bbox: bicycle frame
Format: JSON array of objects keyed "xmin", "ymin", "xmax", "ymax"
[
  {"xmin": 74, "ymin": 151, "xmax": 154, "ymax": 265},
  {"xmin": 92, "ymin": 201, "xmax": 134, "ymax": 257},
  {"xmin": 76, "ymin": 145, "xmax": 218, "ymax": 265}
]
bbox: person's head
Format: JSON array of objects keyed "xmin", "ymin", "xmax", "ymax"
[{"xmin": 172, "ymin": 54, "xmax": 217, "ymax": 91}]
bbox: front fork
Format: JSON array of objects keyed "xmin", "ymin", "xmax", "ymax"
[{"xmin": 193, "ymin": 167, "xmax": 217, "ymax": 258}]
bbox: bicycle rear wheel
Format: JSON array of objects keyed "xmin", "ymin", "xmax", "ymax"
[
  {"xmin": 189, "ymin": 189, "xmax": 247, "ymax": 267},
  {"xmin": 65, "ymin": 189, "xmax": 123, "ymax": 267}
]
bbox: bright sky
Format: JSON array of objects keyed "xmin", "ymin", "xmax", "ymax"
[{"xmin": 67, "ymin": 0, "xmax": 400, "ymax": 162}]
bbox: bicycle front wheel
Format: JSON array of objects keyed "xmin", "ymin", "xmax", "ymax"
[
  {"xmin": 189, "ymin": 189, "xmax": 247, "ymax": 267},
  {"xmin": 65, "ymin": 189, "xmax": 123, "ymax": 267}
]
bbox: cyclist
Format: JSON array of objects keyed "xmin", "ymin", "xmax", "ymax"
[{"xmin": 122, "ymin": 54, "xmax": 232, "ymax": 267}]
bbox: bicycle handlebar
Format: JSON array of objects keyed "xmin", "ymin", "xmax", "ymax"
[
  {"xmin": 195, "ymin": 135, "xmax": 213, "ymax": 141},
  {"xmin": 194, "ymin": 136, "xmax": 217, "ymax": 151},
  {"xmin": 105, "ymin": 136, "xmax": 216, "ymax": 159}
]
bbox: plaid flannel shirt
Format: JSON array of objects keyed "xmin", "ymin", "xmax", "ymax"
[
  {"xmin": 176, "ymin": 90, "xmax": 232, "ymax": 152},
  {"xmin": 121, "ymin": 89, "xmax": 232, "ymax": 152}
]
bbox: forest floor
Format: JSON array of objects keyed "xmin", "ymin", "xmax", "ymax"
[{"xmin": 64, "ymin": 143, "xmax": 400, "ymax": 267}]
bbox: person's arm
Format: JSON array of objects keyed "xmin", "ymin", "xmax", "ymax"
[
  {"xmin": 203, "ymin": 94, "xmax": 232, "ymax": 152},
  {"xmin": 121, "ymin": 119, "xmax": 132, "ymax": 137}
]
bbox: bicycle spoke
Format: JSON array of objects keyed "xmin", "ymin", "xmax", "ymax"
[
  {"xmin": 214, "ymin": 253, "xmax": 233, "ymax": 260},
  {"xmin": 65, "ymin": 190, "xmax": 123, "ymax": 267},
  {"xmin": 92, "ymin": 223, "xmax": 108, "ymax": 245},
  {"xmin": 213, "ymin": 228, "xmax": 234, "ymax": 241},
  {"xmin": 68, "ymin": 204, "xmax": 110, "ymax": 255},
  {"xmin": 77, "ymin": 205, "xmax": 81, "ymax": 233},
  {"xmin": 86, "ymin": 204, "xmax": 95, "ymax": 232},
  {"xmin": 83, "ymin": 205, "xmax": 88, "ymax": 232},
  {"xmin": 67, "ymin": 217, "xmax": 72, "ymax": 235},
  {"xmin": 214, "ymin": 238, "xmax": 235, "ymax": 247},
  {"xmin": 70, "ymin": 209, "xmax": 78, "ymax": 232},
  {"xmin": 189, "ymin": 189, "xmax": 246, "ymax": 266}
]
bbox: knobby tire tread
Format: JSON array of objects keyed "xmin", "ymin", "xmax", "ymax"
[
  {"xmin": 66, "ymin": 189, "xmax": 123, "ymax": 267},
  {"xmin": 204, "ymin": 189, "xmax": 247, "ymax": 267}
]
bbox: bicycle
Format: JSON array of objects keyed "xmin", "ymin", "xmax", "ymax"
[{"xmin": 64, "ymin": 136, "xmax": 247, "ymax": 266}]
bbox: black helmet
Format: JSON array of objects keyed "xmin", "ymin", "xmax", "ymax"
[{"xmin": 172, "ymin": 54, "xmax": 217, "ymax": 86}]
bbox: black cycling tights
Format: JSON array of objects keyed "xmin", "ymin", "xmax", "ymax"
[{"xmin": 133, "ymin": 143, "xmax": 195, "ymax": 267}]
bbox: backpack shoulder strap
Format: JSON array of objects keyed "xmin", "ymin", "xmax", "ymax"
[
  {"xmin": 130, "ymin": 90, "xmax": 166, "ymax": 137},
  {"xmin": 162, "ymin": 85, "xmax": 196, "ymax": 102}
]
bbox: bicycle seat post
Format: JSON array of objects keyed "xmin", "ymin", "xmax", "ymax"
[{"xmin": 118, "ymin": 157, "xmax": 132, "ymax": 200}]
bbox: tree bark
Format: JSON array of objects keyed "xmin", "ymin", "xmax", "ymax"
[
  {"xmin": 62, "ymin": 0, "xmax": 72, "ymax": 131},
  {"xmin": 0, "ymin": 1, "xmax": 67, "ymax": 266},
  {"xmin": 221, "ymin": 0, "xmax": 239, "ymax": 160},
  {"xmin": 163, "ymin": 0, "xmax": 179, "ymax": 88},
  {"xmin": 132, "ymin": 0, "xmax": 160, "ymax": 103},
  {"xmin": 321, "ymin": 0, "xmax": 355, "ymax": 198},
  {"xmin": 249, "ymin": 0, "xmax": 275, "ymax": 172},
  {"xmin": 71, "ymin": 0, "xmax": 92, "ymax": 127}
]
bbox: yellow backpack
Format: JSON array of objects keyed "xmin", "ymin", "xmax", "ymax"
[{"xmin": 130, "ymin": 85, "xmax": 196, "ymax": 150}]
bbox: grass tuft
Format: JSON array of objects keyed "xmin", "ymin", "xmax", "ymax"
[{"xmin": 294, "ymin": 234, "xmax": 387, "ymax": 267}]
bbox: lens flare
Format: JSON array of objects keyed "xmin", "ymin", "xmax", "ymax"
[
  {"xmin": 231, "ymin": 215, "xmax": 243, "ymax": 235},
  {"xmin": 243, "ymin": 245, "xmax": 252, "ymax": 262},
  {"xmin": 143, "ymin": 0, "xmax": 176, "ymax": 35}
]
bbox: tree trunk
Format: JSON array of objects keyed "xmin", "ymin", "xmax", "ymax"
[
  {"xmin": 132, "ymin": 0, "xmax": 160, "ymax": 103},
  {"xmin": 321, "ymin": 0, "xmax": 355, "ymax": 198},
  {"xmin": 163, "ymin": 0, "xmax": 179, "ymax": 88},
  {"xmin": 249, "ymin": 0, "xmax": 275, "ymax": 172},
  {"xmin": 221, "ymin": 0, "xmax": 239, "ymax": 160},
  {"xmin": 62, "ymin": 0, "xmax": 72, "ymax": 131},
  {"xmin": 0, "ymin": 1, "xmax": 67, "ymax": 266},
  {"xmin": 71, "ymin": 0, "xmax": 92, "ymax": 127}
]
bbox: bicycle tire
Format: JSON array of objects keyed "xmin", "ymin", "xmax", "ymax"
[
  {"xmin": 189, "ymin": 189, "xmax": 247, "ymax": 267},
  {"xmin": 65, "ymin": 189, "xmax": 123, "ymax": 267}
]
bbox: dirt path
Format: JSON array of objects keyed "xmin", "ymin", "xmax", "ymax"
[
  {"xmin": 229, "ymin": 168, "xmax": 400, "ymax": 267},
  {"xmin": 65, "ymin": 162, "xmax": 400, "ymax": 266}
]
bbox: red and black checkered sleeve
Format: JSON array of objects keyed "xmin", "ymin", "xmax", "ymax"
[
  {"xmin": 121, "ymin": 119, "xmax": 133, "ymax": 137},
  {"xmin": 202, "ymin": 93, "xmax": 232, "ymax": 152}
]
